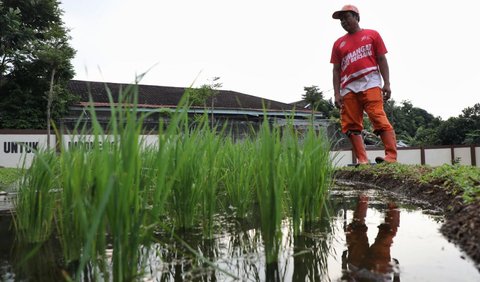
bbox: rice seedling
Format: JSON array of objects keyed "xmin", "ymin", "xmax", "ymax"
[
  {"xmin": 299, "ymin": 126, "xmax": 333, "ymax": 223},
  {"xmin": 56, "ymin": 83, "xmax": 166, "ymax": 281},
  {"xmin": 13, "ymin": 150, "xmax": 58, "ymax": 243},
  {"xmin": 280, "ymin": 119, "xmax": 334, "ymax": 236},
  {"xmin": 11, "ymin": 80, "xmax": 336, "ymax": 280},
  {"xmin": 253, "ymin": 118, "xmax": 284, "ymax": 265},
  {"xmin": 280, "ymin": 124, "xmax": 306, "ymax": 236},
  {"xmin": 194, "ymin": 122, "xmax": 224, "ymax": 238},
  {"xmin": 166, "ymin": 128, "xmax": 205, "ymax": 231},
  {"xmin": 220, "ymin": 137, "xmax": 256, "ymax": 219},
  {"xmin": 55, "ymin": 144, "xmax": 95, "ymax": 264}
]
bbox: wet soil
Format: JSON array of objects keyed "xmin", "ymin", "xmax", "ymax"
[{"xmin": 334, "ymin": 169, "xmax": 480, "ymax": 270}]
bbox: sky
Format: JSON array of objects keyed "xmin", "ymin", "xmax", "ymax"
[{"xmin": 60, "ymin": 0, "xmax": 480, "ymax": 120}]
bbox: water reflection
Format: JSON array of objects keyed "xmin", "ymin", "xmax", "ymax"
[
  {"xmin": 341, "ymin": 194, "xmax": 400, "ymax": 281},
  {"xmin": 1, "ymin": 188, "xmax": 480, "ymax": 281},
  {"xmin": 291, "ymin": 219, "xmax": 333, "ymax": 282}
]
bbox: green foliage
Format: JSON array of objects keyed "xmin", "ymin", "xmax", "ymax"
[
  {"xmin": 413, "ymin": 126, "xmax": 441, "ymax": 146},
  {"xmin": 345, "ymin": 162, "xmax": 432, "ymax": 181},
  {"xmin": 302, "ymin": 86, "xmax": 323, "ymax": 112},
  {"xmin": 187, "ymin": 76, "xmax": 222, "ymax": 107},
  {"xmin": 436, "ymin": 117, "xmax": 470, "ymax": 145},
  {"xmin": 13, "ymin": 152, "xmax": 58, "ymax": 243},
  {"xmin": 221, "ymin": 138, "xmax": 256, "ymax": 219},
  {"xmin": 340, "ymin": 163, "xmax": 480, "ymax": 204},
  {"xmin": 282, "ymin": 123, "xmax": 334, "ymax": 235},
  {"xmin": 387, "ymin": 100, "xmax": 480, "ymax": 146},
  {"xmin": 420, "ymin": 164, "xmax": 480, "ymax": 204},
  {"xmin": 0, "ymin": 0, "xmax": 76, "ymax": 129},
  {"xmin": 254, "ymin": 118, "xmax": 284, "ymax": 264},
  {"xmin": 301, "ymin": 85, "xmax": 336, "ymax": 118},
  {"xmin": 384, "ymin": 100, "xmax": 441, "ymax": 144},
  {"xmin": 0, "ymin": 167, "xmax": 23, "ymax": 190},
  {"xmin": 13, "ymin": 82, "xmax": 335, "ymax": 278},
  {"xmin": 464, "ymin": 129, "xmax": 480, "ymax": 145}
]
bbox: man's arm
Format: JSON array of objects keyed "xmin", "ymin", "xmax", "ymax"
[
  {"xmin": 332, "ymin": 63, "xmax": 342, "ymax": 108},
  {"xmin": 377, "ymin": 54, "xmax": 391, "ymax": 100}
]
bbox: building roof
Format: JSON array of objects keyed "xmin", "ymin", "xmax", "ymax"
[{"xmin": 67, "ymin": 80, "xmax": 305, "ymax": 112}]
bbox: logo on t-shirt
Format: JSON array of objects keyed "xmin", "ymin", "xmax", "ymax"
[{"xmin": 341, "ymin": 44, "xmax": 373, "ymax": 71}]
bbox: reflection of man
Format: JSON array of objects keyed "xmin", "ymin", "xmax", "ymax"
[{"xmin": 342, "ymin": 194, "xmax": 400, "ymax": 281}]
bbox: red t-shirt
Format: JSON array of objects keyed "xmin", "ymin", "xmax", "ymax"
[{"xmin": 330, "ymin": 29, "xmax": 387, "ymax": 90}]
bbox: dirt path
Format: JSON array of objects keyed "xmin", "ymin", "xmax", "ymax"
[{"xmin": 334, "ymin": 169, "xmax": 480, "ymax": 271}]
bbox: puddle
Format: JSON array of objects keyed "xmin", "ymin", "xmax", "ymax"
[
  {"xmin": 0, "ymin": 186, "xmax": 479, "ymax": 281},
  {"xmin": 326, "ymin": 187, "xmax": 479, "ymax": 281}
]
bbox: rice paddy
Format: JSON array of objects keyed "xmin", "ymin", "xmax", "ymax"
[{"xmin": 10, "ymin": 84, "xmax": 334, "ymax": 281}]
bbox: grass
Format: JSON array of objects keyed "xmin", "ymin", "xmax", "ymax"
[
  {"xmin": 0, "ymin": 167, "xmax": 24, "ymax": 191},
  {"xmin": 339, "ymin": 163, "xmax": 480, "ymax": 204}
]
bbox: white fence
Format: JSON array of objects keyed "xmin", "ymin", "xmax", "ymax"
[
  {"xmin": 331, "ymin": 146, "xmax": 479, "ymax": 167},
  {"xmin": 1, "ymin": 131, "xmax": 479, "ymax": 168}
]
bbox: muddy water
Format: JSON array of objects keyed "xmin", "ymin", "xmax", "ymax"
[
  {"xmin": 0, "ymin": 186, "xmax": 479, "ymax": 281},
  {"xmin": 326, "ymin": 187, "xmax": 480, "ymax": 282}
]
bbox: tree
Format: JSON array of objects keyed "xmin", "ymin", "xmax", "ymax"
[
  {"xmin": 187, "ymin": 77, "xmax": 222, "ymax": 127},
  {"xmin": 0, "ymin": 2, "xmax": 22, "ymax": 84},
  {"xmin": 437, "ymin": 117, "xmax": 469, "ymax": 145},
  {"xmin": 382, "ymin": 99, "xmax": 442, "ymax": 145},
  {"xmin": 0, "ymin": 0, "xmax": 76, "ymax": 130},
  {"xmin": 456, "ymin": 103, "xmax": 480, "ymax": 145},
  {"xmin": 35, "ymin": 24, "xmax": 75, "ymax": 146},
  {"xmin": 413, "ymin": 126, "xmax": 440, "ymax": 146},
  {"xmin": 302, "ymin": 86, "xmax": 322, "ymax": 116}
]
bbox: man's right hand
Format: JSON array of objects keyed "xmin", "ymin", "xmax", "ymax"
[{"xmin": 335, "ymin": 94, "xmax": 343, "ymax": 109}]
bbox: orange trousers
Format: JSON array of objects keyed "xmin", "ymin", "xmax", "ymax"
[{"xmin": 341, "ymin": 87, "xmax": 393, "ymax": 134}]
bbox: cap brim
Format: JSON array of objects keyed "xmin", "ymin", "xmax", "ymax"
[{"xmin": 332, "ymin": 11, "xmax": 345, "ymax": 19}]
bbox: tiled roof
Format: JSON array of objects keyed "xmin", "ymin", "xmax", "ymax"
[{"xmin": 68, "ymin": 80, "xmax": 303, "ymax": 112}]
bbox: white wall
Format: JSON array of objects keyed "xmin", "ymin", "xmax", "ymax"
[
  {"xmin": 1, "ymin": 133, "xmax": 478, "ymax": 168},
  {"xmin": 0, "ymin": 134, "xmax": 54, "ymax": 168},
  {"xmin": 453, "ymin": 147, "xmax": 472, "ymax": 165},
  {"xmin": 398, "ymin": 149, "xmax": 422, "ymax": 165}
]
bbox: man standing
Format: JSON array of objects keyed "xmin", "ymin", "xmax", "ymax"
[{"xmin": 330, "ymin": 4, "xmax": 397, "ymax": 164}]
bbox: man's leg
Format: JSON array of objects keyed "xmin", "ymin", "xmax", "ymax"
[
  {"xmin": 347, "ymin": 131, "xmax": 369, "ymax": 164},
  {"xmin": 361, "ymin": 88, "xmax": 397, "ymax": 163},
  {"xmin": 377, "ymin": 130, "xmax": 397, "ymax": 163},
  {"xmin": 342, "ymin": 93, "xmax": 369, "ymax": 164}
]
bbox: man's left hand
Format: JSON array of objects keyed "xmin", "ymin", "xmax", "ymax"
[{"xmin": 382, "ymin": 84, "xmax": 391, "ymax": 101}]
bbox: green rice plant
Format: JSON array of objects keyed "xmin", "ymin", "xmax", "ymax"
[
  {"xmin": 57, "ymin": 83, "xmax": 163, "ymax": 281},
  {"xmin": 101, "ymin": 84, "xmax": 151, "ymax": 281},
  {"xmin": 220, "ymin": 138, "xmax": 256, "ymax": 219},
  {"xmin": 253, "ymin": 118, "xmax": 284, "ymax": 264},
  {"xmin": 296, "ymin": 124, "xmax": 334, "ymax": 223},
  {"xmin": 162, "ymin": 105, "xmax": 223, "ymax": 236},
  {"xmin": 195, "ymin": 122, "xmax": 224, "ymax": 238},
  {"xmin": 14, "ymin": 150, "xmax": 58, "ymax": 243},
  {"xmin": 12, "ymin": 78, "xmax": 337, "ymax": 280},
  {"xmin": 55, "ymin": 145, "xmax": 95, "ymax": 264},
  {"xmin": 140, "ymin": 130, "xmax": 174, "ymax": 232},
  {"xmin": 281, "ymin": 120, "xmax": 334, "ymax": 235},
  {"xmin": 166, "ymin": 130, "xmax": 204, "ymax": 231},
  {"xmin": 280, "ymin": 124, "xmax": 306, "ymax": 236}
]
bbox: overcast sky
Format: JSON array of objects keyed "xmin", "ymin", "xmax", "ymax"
[{"xmin": 60, "ymin": 0, "xmax": 479, "ymax": 120}]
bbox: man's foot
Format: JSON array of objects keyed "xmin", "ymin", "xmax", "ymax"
[
  {"xmin": 375, "ymin": 157, "xmax": 397, "ymax": 164},
  {"xmin": 354, "ymin": 162, "xmax": 376, "ymax": 168},
  {"xmin": 375, "ymin": 156, "xmax": 385, "ymax": 164}
]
